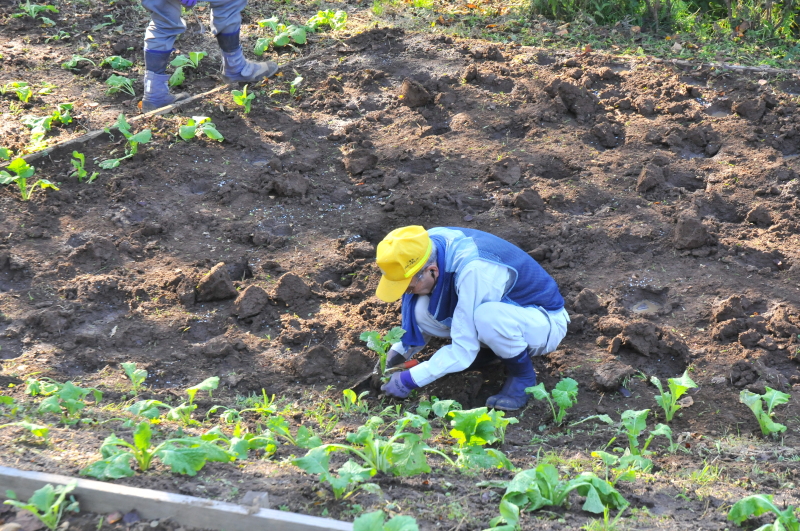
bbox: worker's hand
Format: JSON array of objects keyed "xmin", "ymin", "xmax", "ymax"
[
  {"xmin": 385, "ymin": 349, "xmax": 406, "ymax": 369},
  {"xmin": 381, "ymin": 371, "xmax": 414, "ymax": 399},
  {"xmin": 180, "ymin": 0, "xmax": 198, "ymax": 7}
]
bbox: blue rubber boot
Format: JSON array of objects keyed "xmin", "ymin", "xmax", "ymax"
[
  {"xmin": 486, "ymin": 351, "xmax": 537, "ymax": 411},
  {"xmin": 220, "ymin": 47, "xmax": 279, "ymax": 83},
  {"xmin": 141, "ymin": 49, "xmax": 189, "ymax": 112}
]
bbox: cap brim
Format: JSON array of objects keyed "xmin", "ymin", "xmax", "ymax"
[{"xmin": 376, "ymin": 275, "xmax": 412, "ymax": 303}]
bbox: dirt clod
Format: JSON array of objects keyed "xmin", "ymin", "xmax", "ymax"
[
  {"xmin": 196, "ymin": 263, "xmax": 238, "ymax": 302},
  {"xmin": 399, "ymin": 78, "xmax": 432, "ymax": 107},
  {"xmin": 593, "ymin": 361, "xmax": 636, "ymax": 390},
  {"xmin": 233, "ymin": 286, "xmax": 269, "ymax": 318}
]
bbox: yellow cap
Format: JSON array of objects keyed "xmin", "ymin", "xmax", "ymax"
[{"xmin": 375, "ymin": 226, "xmax": 432, "ymax": 302}]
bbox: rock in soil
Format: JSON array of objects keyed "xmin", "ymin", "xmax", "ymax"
[{"xmin": 196, "ymin": 263, "xmax": 238, "ymax": 302}]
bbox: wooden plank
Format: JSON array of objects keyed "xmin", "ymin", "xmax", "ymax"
[{"xmin": 0, "ymin": 466, "xmax": 352, "ymax": 531}]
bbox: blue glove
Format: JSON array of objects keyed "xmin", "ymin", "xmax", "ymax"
[
  {"xmin": 381, "ymin": 371, "xmax": 418, "ymax": 399},
  {"xmin": 181, "ymin": 0, "xmax": 198, "ymax": 7}
]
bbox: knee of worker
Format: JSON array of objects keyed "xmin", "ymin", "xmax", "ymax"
[
  {"xmin": 144, "ymin": 20, "xmax": 186, "ymax": 51},
  {"xmin": 474, "ymin": 302, "xmax": 520, "ymax": 348}
]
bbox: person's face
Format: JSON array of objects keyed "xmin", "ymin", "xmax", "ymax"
[{"xmin": 406, "ymin": 265, "xmax": 438, "ymax": 296}]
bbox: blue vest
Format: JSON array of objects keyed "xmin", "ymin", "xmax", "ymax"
[{"xmin": 400, "ymin": 227, "xmax": 564, "ymax": 349}]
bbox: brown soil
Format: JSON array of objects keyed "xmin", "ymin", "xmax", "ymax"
[{"xmin": 2, "ymin": 2, "xmax": 800, "ymax": 530}]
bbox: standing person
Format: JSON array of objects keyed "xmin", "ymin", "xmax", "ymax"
[
  {"xmin": 374, "ymin": 226, "xmax": 569, "ymax": 411},
  {"xmin": 141, "ymin": 0, "xmax": 279, "ymax": 111}
]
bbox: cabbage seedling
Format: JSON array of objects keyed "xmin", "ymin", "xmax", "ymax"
[
  {"xmin": 651, "ymin": 370, "xmax": 697, "ymax": 422},
  {"xmin": 526, "ymin": 377, "xmax": 578, "ymax": 425},
  {"xmin": 728, "ymin": 494, "xmax": 799, "ymax": 531},
  {"xmin": 360, "ymin": 327, "xmax": 405, "ymax": 376},
  {"xmin": 169, "ymin": 51, "xmax": 207, "ymax": 87},
  {"xmin": 740, "ymin": 387, "xmax": 791, "ymax": 437},
  {"xmin": 122, "ymin": 362, "xmax": 147, "ymax": 394},
  {"xmin": 0, "ymin": 421, "xmax": 50, "ymax": 439},
  {"xmin": 3, "ymin": 81, "xmax": 33, "ymax": 103},
  {"xmin": 37, "ymin": 380, "xmax": 102, "ymax": 425},
  {"xmin": 0, "ymin": 158, "xmax": 59, "ymax": 201},
  {"xmin": 70, "ymin": 151, "xmax": 98, "ymax": 183},
  {"xmin": 21, "ymin": 114, "xmax": 53, "ymax": 142},
  {"xmin": 105, "ymin": 74, "xmax": 135, "ymax": 96},
  {"xmin": 0, "ymin": 147, "xmax": 12, "ymax": 160},
  {"xmin": 99, "ymin": 114, "xmax": 152, "ymax": 169},
  {"xmin": 178, "ymin": 116, "xmax": 223, "ymax": 141},
  {"xmin": 51, "ymin": 103, "xmax": 73, "ymax": 124},
  {"xmin": 306, "ymin": 10, "xmax": 348, "ymax": 31},
  {"xmin": 231, "ymin": 85, "xmax": 255, "ymax": 113},
  {"xmin": 353, "ymin": 511, "xmax": 418, "ymax": 531},
  {"xmin": 13, "ymin": 1, "xmax": 58, "ymax": 21},
  {"xmin": 4, "ymin": 481, "xmax": 78, "ymax": 531},
  {"xmin": 62, "ymin": 55, "xmax": 95, "ymax": 70},
  {"xmin": 100, "ymin": 55, "xmax": 133, "ymax": 70}
]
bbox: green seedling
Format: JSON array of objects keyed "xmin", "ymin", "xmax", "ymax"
[
  {"xmin": 62, "ymin": 55, "xmax": 95, "ymax": 70},
  {"xmin": 4, "ymin": 481, "xmax": 78, "ymax": 531},
  {"xmin": 650, "ymin": 371, "xmax": 697, "ymax": 422},
  {"xmin": 70, "ymin": 151, "xmax": 98, "ymax": 183},
  {"xmin": 231, "ymin": 85, "xmax": 255, "ymax": 113},
  {"xmin": 81, "ymin": 421, "xmax": 231, "ymax": 479},
  {"xmin": 740, "ymin": 387, "xmax": 791, "ymax": 437},
  {"xmin": 306, "ymin": 9, "xmax": 348, "ymax": 31},
  {"xmin": 237, "ymin": 389, "xmax": 277, "ymax": 418},
  {"xmin": 127, "ymin": 399, "xmax": 170, "ymax": 419},
  {"xmin": 100, "ymin": 55, "xmax": 133, "ymax": 70},
  {"xmin": 620, "ymin": 409, "xmax": 649, "ymax": 455},
  {"xmin": 416, "ymin": 397, "xmax": 461, "ymax": 419},
  {"xmin": 200, "ymin": 425, "xmax": 277, "ymax": 460},
  {"xmin": 728, "ymin": 494, "xmax": 799, "ymax": 531},
  {"xmin": 105, "ymin": 74, "xmax": 135, "ymax": 96},
  {"xmin": 37, "ymin": 381, "xmax": 102, "ymax": 425},
  {"xmin": 45, "ymin": 30, "xmax": 70, "ymax": 43},
  {"xmin": 591, "ymin": 451, "xmax": 652, "ymax": 485},
  {"xmin": 51, "ymin": 103, "xmax": 73, "ymax": 125},
  {"xmin": 266, "ymin": 415, "xmax": 322, "ymax": 448},
  {"xmin": 0, "ymin": 421, "xmax": 50, "ymax": 439},
  {"xmin": 178, "ymin": 116, "xmax": 223, "ymax": 142},
  {"xmin": 13, "ymin": 1, "xmax": 58, "ymax": 21},
  {"xmin": 526, "ymin": 377, "xmax": 578, "ymax": 425},
  {"xmin": 99, "ymin": 114, "xmax": 152, "ymax": 169},
  {"xmin": 340, "ymin": 389, "xmax": 370, "ymax": 415},
  {"xmin": 353, "ymin": 510, "xmax": 418, "ymax": 531},
  {"xmin": 187, "ymin": 376, "xmax": 219, "ymax": 404},
  {"xmin": 289, "ymin": 76, "xmax": 303, "ymax": 97},
  {"xmin": 21, "ymin": 114, "xmax": 53, "ymax": 142},
  {"xmin": 0, "ymin": 158, "xmax": 59, "ymax": 201},
  {"xmin": 0, "ymin": 147, "xmax": 12, "ymax": 160},
  {"xmin": 446, "ymin": 406, "xmax": 517, "ymax": 470},
  {"xmin": 255, "ymin": 18, "xmax": 308, "ymax": 52},
  {"xmin": 3, "ymin": 82, "xmax": 33, "ymax": 103},
  {"xmin": 121, "ymin": 362, "xmax": 147, "ymax": 394},
  {"xmin": 484, "ymin": 464, "xmax": 629, "ymax": 530},
  {"xmin": 168, "ymin": 51, "xmax": 207, "ymax": 87},
  {"xmin": 91, "ymin": 14, "xmax": 115, "ymax": 31},
  {"xmin": 26, "ymin": 377, "xmax": 60, "ymax": 397},
  {"xmin": 360, "ymin": 327, "xmax": 405, "ymax": 376},
  {"xmin": 37, "ymin": 82, "xmax": 57, "ymax": 95}
]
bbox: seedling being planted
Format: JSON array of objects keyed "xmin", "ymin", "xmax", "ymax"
[
  {"xmin": 526, "ymin": 377, "xmax": 578, "ymax": 425},
  {"xmin": 650, "ymin": 370, "xmax": 697, "ymax": 422},
  {"xmin": 70, "ymin": 151, "xmax": 99, "ymax": 183},
  {"xmin": 169, "ymin": 51, "xmax": 207, "ymax": 87},
  {"xmin": 99, "ymin": 114, "xmax": 152, "ymax": 169},
  {"xmin": 178, "ymin": 116, "xmax": 223, "ymax": 141},
  {"xmin": 231, "ymin": 85, "xmax": 255, "ymax": 113},
  {"xmin": 740, "ymin": 387, "xmax": 791, "ymax": 437},
  {"xmin": 122, "ymin": 362, "xmax": 147, "ymax": 394},
  {"xmin": 728, "ymin": 494, "xmax": 799, "ymax": 531},
  {"xmin": 81, "ymin": 420, "xmax": 231, "ymax": 479},
  {"xmin": 4, "ymin": 481, "xmax": 78, "ymax": 531},
  {"xmin": 360, "ymin": 327, "xmax": 405, "ymax": 377},
  {"xmin": 105, "ymin": 74, "xmax": 135, "ymax": 96},
  {"xmin": 0, "ymin": 158, "xmax": 59, "ymax": 201}
]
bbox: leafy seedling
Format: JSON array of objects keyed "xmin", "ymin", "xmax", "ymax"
[
  {"xmin": 127, "ymin": 399, "xmax": 171, "ymax": 420},
  {"xmin": 187, "ymin": 376, "xmax": 219, "ymax": 404},
  {"xmin": 99, "ymin": 114, "xmax": 152, "ymax": 169},
  {"xmin": 178, "ymin": 116, "xmax": 223, "ymax": 141},
  {"xmin": 0, "ymin": 421, "xmax": 50, "ymax": 439},
  {"xmin": 51, "ymin": 103, "xmax": 73, "ymax": 125},
  {"xmin": 340, "ymin": 389, "xmax": 370, "ymax": 415},
  {"xmin": 37, "ymin": 381, "xmax": 102, "ymax": 425},
  {"xmin": 4, "ymin": 481, "xmax": 78, "ymax": 531},
  {"xmin": 200, "ymin": 425, "xmax": 277, "ymax": 460},
  {"xmin": 105, "ymin": 75, "xmax": 135, "ymax": 96},
  {"xmin": 231, "ymin": 85, "xmax": 255, "ymax": 113},
  {"xmin": 620, "ymin": 409, "xmax": 650, "ymax": 455},
  {"xmin": 169, "ymin": 51, "xmax": 207, "ymax": 87},
  {"xmin": 13, "ymin": 1, "xmax": 58, "ymax": 21},
  {"xmin": 100, "ymin": 55, "xmax": 133, "ymax": 70},
  {"xmin": 21, "ymin": 114, "xmax": 53, "ymax": 142},
  {"xmin": 740, "ymin": 387, "xmax": 791, "ymax": 437},
  {"xmin": 122, "ymin": 362, "xmax": 147, "ymax": 394},
  {"xmin": 62, "ymin": 55, "xmax": 95, "ymax": 70},
  {"xmin": 728, "ymin": 494, "xmax": 799, "ymax": 531},
  {"xmin": 353, "ymin": 510, "xmax": 418, "ymax": 531},
  {"xmin": 526, "ymin": 377, "xmax": 578, "ymax": 425},
  {"xmin": 591, "ymin": 451, "xmax": 652, "ymax": 485},
  {"xmin": 306, "ymin": 10, "xmax": 348, "ymax": 31},
  {"xmin": 289, "ymin": 76, "xmax": 303, "ymax": 97},
  {"xmin": 4, "ymin": 82, "xmax": 33, "ymax": 103},
  {"xmin": 360, "ymin": 327, "xmax": 405, "ymax": 376},
  {"xmin": 266, "ymin": 415, "xmax": 322, "ymax": 448},
  {"xmin": 416, "ymin": 397, "xmax": 461, "ymax": 419},
  {"xmin": 0, "ymin": 147, "xmax": 12, "ymax": 160},
  {"xmin": 650, "ymin": 370, "xmax": 697, "ymax": 422},
  {"xmin": 70, "ymin": 151, "xmax": 99, "ymax": 183},
  {"xmin": 81, "ymin": 421, "xmax": 230, "ymax": 479},
  {"xmin": 0, "ymin": 158, "xmax": 59, "ymax": 201},
  {"xmin": 446, "ymin": 407, "xmax": 517, "ymax": 470}
]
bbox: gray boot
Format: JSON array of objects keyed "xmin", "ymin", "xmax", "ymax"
[
  {"xmin": 221, "ymin": 47, "xmax": 279, "ymax": 83},
  {"xmin": 141, "ymin": 71, "xmax": 190, "ymax": 112}
]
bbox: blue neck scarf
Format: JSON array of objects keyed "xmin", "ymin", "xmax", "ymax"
[{"xmin": 400, "ymin": 236, "xmax": 458, "ymax": 349}]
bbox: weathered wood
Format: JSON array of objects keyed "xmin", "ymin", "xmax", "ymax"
[{"xmin": 0, "ymin": 466, "xmax": 352, "ymax": 531}]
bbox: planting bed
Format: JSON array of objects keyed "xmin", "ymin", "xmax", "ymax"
[{"xmin": 2, "ymin": 1, "xmax": 800, "ymax": 530}]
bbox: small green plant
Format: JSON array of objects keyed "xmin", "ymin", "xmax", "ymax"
[
  {"xmin": 187, "ymin": 376, "xmax": 219, "ymax": 404},
  {"xmin": 62, "ymin": 55, "xmax": 95, "ymax": 70},
  {"xmin": 127, "ymin": 399, "xmax": 171, "ymax": 420},
  {"xmin": 80, "ymin": 421, "xmax": 231, "ymax": 479},
  {"xmin": 0, "ymin": 158, "xmax": 59, "ymax": 201},
  {"xmin": 105, "ymin": 75, "xmax": 135, "ymax": 96},
  {"xmin": 446, "ymin": 406, "xmax": 517, "ymax": 470},
  {"xmin": 416, "ymin": 397, "xmax": 461, "ymax": 419},
  {"xmin": 306, "ymin": 10, "xmax": 348, "ymax": 31},
  {"xmin": 99, "ymin": 114, "xmax": 152, "ymax": 169},
  {"xmin": 290, "ymin": 75, "xmax": 303, "ymax": 96},
  {"xmin": 0, "ymin": 421, "xmax": 50, "ymax": 439},
  {"xmin": 266, "ymin": 415, "xmax": 322, "ymax": 448},
  {"xmin": 353, "ymin": 510, "xmax": 418, "ymax": 531},
  {"xmin": 121, "ymin": 362, "xmax": 147, "ymax": 394},
  {"xmin": 100, "ymin": 55, "xmax": 133, "ymax": 70},
  {"xmin": 51, "ymin": 103, "xmax": 73, "ymax": 125},
  {"xmin": 591, "ymin": 451, "xmax": 652, "ymax": 485},
  {"xmin": 0, "ymin": 147, "xmax": 12, "ymax": 160},
  {"xmin": 70, "ymin": 151, "xmax": 99, "ymax": 183},
  {"xmin": 231, "ymin": 85, "xmax": 255, "ymax": 113},
  {"xmin": 339, "ymin": 389, "xmax": 370, "ymax": 415},
  {"xmin": 36, "ymin": 380, "xmax": 102, "ymax": 425},
  {"xmin": 21, "ymin": 115, "xmax": 53, "ymax": 142},
  {"xmin": 728, "ymin": 494, "xmax": 799, "ymax": 531},
  {"xmin": 169, "ymin": 51, "xmax": 207, "ymax": 87},
  {"xmin": 650, "ymin": 370, "xmax": 697, "ymax": 422},
  {"xmin": 4, "ymin": 481, "xmax": 78, "ymax": 531},
  {"xmin": 360, "ymin": 327, "xmax": 405, "ymax": 376},
  {"xmin": 254, "ymin": 11, "xmax": 346, "ymax": 55},
  {"xmin": 178, "ymin": 116, "xmax": 223, "ymax": 141},
  {"xmin": 526, "ymin": 377, "xmax": 579, "ymax": 425},
  {"xmin": 3, "ymin": 81, "xmax": 33, "ymax": 103},
  {"xmin": 13, "ymin": 1, "xmax": 58, "ymax": 21},
  {"xmin": 620, "ymin": 409, "xmax": 650, "ymax": 455},
  {"xmin": 740, "ymin": 387, "xmax": 791, "ymax": 437}
]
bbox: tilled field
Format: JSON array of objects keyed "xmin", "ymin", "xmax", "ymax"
[{"xmin": 2, "ymin": 2, "xmax": 800, "ymax": 529}]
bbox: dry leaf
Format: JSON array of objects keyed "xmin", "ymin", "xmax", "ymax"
[{"xmin": 631, "ymin": 26, "xmax": 641, "ymax": 34}]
